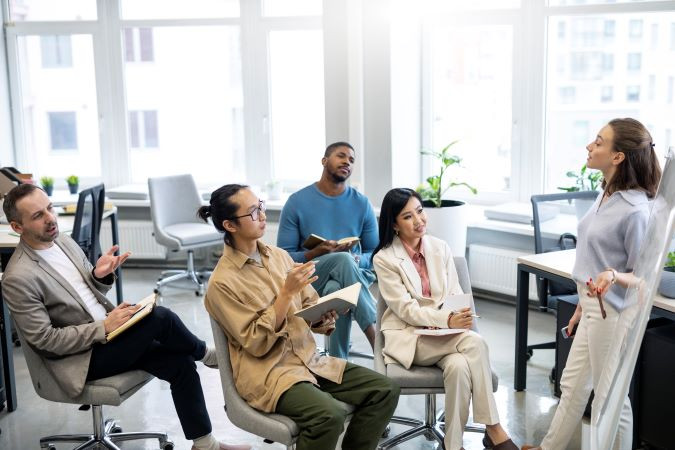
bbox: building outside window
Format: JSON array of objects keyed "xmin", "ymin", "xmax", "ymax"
[
  {"xmin": 48, "ymin": 112, "xmax": 77, "ymax": 150},
  {"xmin": 40, "ymin": 35, "xmax": 72, "ymax": 68}
]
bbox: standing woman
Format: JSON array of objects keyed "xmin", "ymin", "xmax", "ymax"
[
  {"xmin": 373, "ymin": 188, "xmax": 517, "ymax": 450},
  {"xmin": 524, "ymin": 118, "xmax": 661, "ymax": 450}
]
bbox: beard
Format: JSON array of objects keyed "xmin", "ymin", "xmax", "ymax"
[
  {"xmin": 329, "ymin": 168, "xmax": 351, "ymax": 183},
  {"xmin": 28, "ymin": 224, "xmax": 59, "ymax": 243}
]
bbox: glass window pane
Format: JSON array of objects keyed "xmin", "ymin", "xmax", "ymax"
[
  {"xmin": 10, "ymin": 0, "xmax": 97, "ymax": 21},
  {"xmin": 545, "ymin": 12, "xmax": 675, "ymax": 193},
  {"xmin": 268, "ymin": 29, "xmax": 325, "ymax": 182},
  {"xmin": 123, "ymin": 27, "xmax": 245, "ymax": 184},
  {"xmin": 48, "ymin": 112, "xmax": 78, "ymax": 149},
  {"xmin": 549, "ymin": 0, "xmax": 661, "ymax": 5},
  {"xmin": 424, "ymin": 0, "xmax": 520, "ymax": 12},
  {"xmin": 40, "ymin": 36, "xmax": 73, "ymax": 68},
  {"xmin": 262, "ymin": 0, "xmax": 322, "ymax": 17},
  {"xmin": 15, "ymin": 34, "xmax": 101, "ymax": 178},
  {"xmin": 429, "ymin": 25, "xmax": 513, "ymax": 194},
  {"xmin": 121, "ymin": 0, "xmax": 239, "ymax": 19}
]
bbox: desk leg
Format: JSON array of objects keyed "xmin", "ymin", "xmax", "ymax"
[
  {"xmin": 515, "ymin": 266, "xmax": 529, "ymax": 391},
  {"xmin": 110, "ymin": 211, "xmax": 123, "ymax": 305},
  {"xmin": 1, "ymin": 297, "xmax": 16, "ymax": 411}
]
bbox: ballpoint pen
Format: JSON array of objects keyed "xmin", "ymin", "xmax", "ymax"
[{"xmin": 450, "ymin": 310, "xmax": 481, "ymax": 318}]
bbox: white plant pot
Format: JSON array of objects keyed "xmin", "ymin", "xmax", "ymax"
[{"xmin": 423, "ymin": 200, "xmax": 468, "ymax": 257}]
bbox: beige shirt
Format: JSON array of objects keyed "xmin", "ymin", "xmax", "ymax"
[{"xmin": 205, "ymin": 241, "xmax": 346, "ymax": 413}]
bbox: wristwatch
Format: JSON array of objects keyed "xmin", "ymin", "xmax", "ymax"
[{"xmin": 605, "ymin": 267, "xmax": 617, "ymax": 284}]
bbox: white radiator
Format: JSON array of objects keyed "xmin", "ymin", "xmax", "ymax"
[
  {"xmin": 468, "ymin": 244, "xmax": 539, "ymax": 300},
  {"xmin": 101, "ymin": 220, "xmax": 166, "ymax": 259}
]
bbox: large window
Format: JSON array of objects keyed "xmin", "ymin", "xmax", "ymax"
[
  {"xmin": 13, "ymin": 34, "xmax": 102, "ymax": 178},
  {"xmin": 123, "ymin": 26, "xmax": 245, "ymax": 184},
  {"xmin": 428, "ymin": 24, "xmax": 514, "ymax": 195},
  {"xmin": 545, "ymin": 10, "xmax": 675, "ymax": 193},
  {"xmin": 268, "ymin": 29, "xmax": 325, "ymax": 183}
]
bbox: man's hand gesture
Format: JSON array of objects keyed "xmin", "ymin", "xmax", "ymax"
[{"xmin": 94, "ymin": 245, "xmax": 131, "ymax": 279}]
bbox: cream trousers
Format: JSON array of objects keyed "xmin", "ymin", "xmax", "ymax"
[
  {"xmin": 413, "ymin": 330, "xmax": 500, "ymax": 450},
  {"xmin": 541, "ymin": 283, "xmax": 633, "ymax": 450}
]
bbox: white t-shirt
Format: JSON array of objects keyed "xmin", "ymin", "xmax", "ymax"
[{"xmin": 34, "ymin": 244, "xmax": 108, "ymax": 321}]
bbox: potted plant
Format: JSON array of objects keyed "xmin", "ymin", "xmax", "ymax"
[
  {"xmin": 558, "ymin": 163, "xmax": 602, "ymax": 219},
  {"xmin": 40, "ymin": 176, "xmax": 54, "ymax": 196},
  {"xmin": 659, "ymin": 251, "xmax": 675, "ymax": 299},
  {"xmin": 416, "ymin": 141, "xmax": 477, "ymax": 256},
  {"xmin": 66, "ymin": 175, "xmax": 79, "ymax": 194}
]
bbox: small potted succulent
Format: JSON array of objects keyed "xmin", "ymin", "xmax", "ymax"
[
  {"xmin": 558, "ymin": 163, "xmax": 602, "ymax": 219},
  {"xmin": 40, "ymin": 176, "xmax": 54, "ymax": 196},
  {"xmin": 659, "ymin": 251, "xmax": 675, "ymax": 299},
  {"xmin": 66, "ymin": 175, "xmax": 79, "ymax": 194}
]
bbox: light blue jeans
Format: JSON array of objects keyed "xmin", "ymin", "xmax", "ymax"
[{"xmin": 311, "ymin": 252, "xmax": 376, "ymax": 359}]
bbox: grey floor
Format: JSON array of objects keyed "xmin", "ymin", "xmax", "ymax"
[{"xmin": 0, "ymin": 268, "xmax": 574, "ymax": 450}]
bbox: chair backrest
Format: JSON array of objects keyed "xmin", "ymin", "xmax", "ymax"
[
  {"xmin": 148, "ymin": 174, "xmax": 204, "ymax": 248},
  {"xmin": 208, "ymin": 316, "xmax": 298, "ymax": 446},
  {"xmin": 531, "ymin": 190, "xmax": 598, "ymax": 254},
  {"xmin": 71, "ymin": 183, "xmax": 105, "ymax": 265},
  {"xmin": 13, "ymin": 321, "xmax": 74, "ymax": 403},
  {"xmin": 530, "ymin": 191, "xmax": 595, "ymax": 306}
]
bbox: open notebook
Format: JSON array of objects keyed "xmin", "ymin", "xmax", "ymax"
[
  {"xmin": 105, "ymin": 293, "xmax": 157, "ymax": 342},
  {"xmin": 295, "ymin": 282, "xmax": 361, "ymax": 323},
  {"xmin": 414, "ymin": 293, "xmax": 474, "ymax": 336}
]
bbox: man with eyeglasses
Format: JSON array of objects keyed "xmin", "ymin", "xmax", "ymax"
[{"xmin": 277, "ymin": 142, "xmax": 379, "ymax": 359}]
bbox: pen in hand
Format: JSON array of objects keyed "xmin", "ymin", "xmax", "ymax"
[{"xmin": 450, "ymin": 310, "xmax": 481, "ymax": 318}]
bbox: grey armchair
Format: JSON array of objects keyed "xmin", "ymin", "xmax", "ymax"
[
  {"xmin": 209, "ymin": 317, "xmax": 354, "ymax": 449},
  {"xmin": 375, "ymin": 256, "xmax": 498, "ymax": 449},
  {"xmin": 148, "ymin": 174, "xmax": 223, "ymax": 295},
  {"xmin": 15, "ymin": 327, "xmax": 172, "ymax": 450}
]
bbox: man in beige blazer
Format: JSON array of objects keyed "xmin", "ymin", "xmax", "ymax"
[{"xmin": 1, "ymin": 184, "xmax": 249, "ymax": 450}]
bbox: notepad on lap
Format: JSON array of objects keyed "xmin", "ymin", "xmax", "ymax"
[
  {"xmin": 302, "ymin": 233, "xmax": 360, "ymax": 250},
  {"xmin": 414, "ymin": 328, "xmax": 465, "ymax": 336},
  {"xmin": 106, "ymin": 293, "xmax": 157, "ymax": 342},
  {"xmin": 443, "ymin": 293, "xmax": 473, "ymax": 313},
  {"xmin": 295, "ymin": 282, "xmax": 361, "ymax": 323}
]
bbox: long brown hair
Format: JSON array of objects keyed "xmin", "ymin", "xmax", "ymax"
[{"xmin": 603, "ymin": 118, "xmax": 661, "ymax": 198}]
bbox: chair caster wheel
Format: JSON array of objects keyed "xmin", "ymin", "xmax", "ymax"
[
  {"xmin": 195, "ymin": 290, "xmax": 202, "ymax": 296},
  {"xmin": 154, "ymin": 288, "xmax": 160, "ymax": 294},
  {"xmin": 111, "ymin": 425, "xmax": 123, "ymax": 434},
  {"xmin": 162, "ymin": 440, "xmax": 175, "ymax": 450}
]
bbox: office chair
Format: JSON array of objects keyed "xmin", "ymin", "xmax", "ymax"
[
  {"xmin": 527, "ymin": 191, "xmax": 597, "ymax": 376},
  {"xmin": 148, "ymin": 174, "xmax": 224, "ymax": 295},
  {"xmin": 209, "ymin": 317, "xmax": 354, "ymax": 449},
  {"xmin": 71, "ymin": 184, "xmax": 106, "ymax": 265},
  {"xmin": 15, "ymin": 326, "xmax": 173, "ymax": 450},
  {"xmin": 374, "ymin": 256, "xmax": 498, "ymax": 449}
]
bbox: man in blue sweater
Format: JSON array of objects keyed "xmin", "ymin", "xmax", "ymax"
[{"xmin": 277, "ymin": 142, "xmax": 378, "ymax": 359}]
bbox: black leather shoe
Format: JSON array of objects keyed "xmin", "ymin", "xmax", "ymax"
[{"xmin": 483, "ymin": 432, "xmax": 518, "ymax": 450}]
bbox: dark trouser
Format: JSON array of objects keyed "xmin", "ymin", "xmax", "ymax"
[
  {"xmin": 275, "ymin": 362, "xmax": 400, "ymax": 450},
  {"xmin": 87, "ymin": 306, "xmax": 210, "ymax": 440}
]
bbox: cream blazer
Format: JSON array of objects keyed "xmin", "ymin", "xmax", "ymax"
[{"xmin": 373, "ymin": 235, "xmax": 477, "ymax": 369}]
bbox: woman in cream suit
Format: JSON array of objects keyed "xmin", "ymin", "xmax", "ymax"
[{"xmin": 373, "ymin": 188, "xmax": 517, "ymax": 450}]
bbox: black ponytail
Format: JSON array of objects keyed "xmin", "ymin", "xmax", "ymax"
[{"xmin": 196, "ymin": 184, "xmax": 248, "ymax": 246}]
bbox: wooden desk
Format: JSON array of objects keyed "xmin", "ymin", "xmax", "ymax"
[
  {"xmin": 514, "ymin": 249, "xmax": 675, "ymax": 391},
  {"xmin": 0, "ymin": 207, "xmax": 122, "ymax": 413}
]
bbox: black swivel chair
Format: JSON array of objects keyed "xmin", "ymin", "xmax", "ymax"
[
  {"xmin": 71, "ymin": 184, "xmax": 106, "ymax": 265},
  {"xmin": 528, "ymin": 191, "xmax": 598, "ymax": 381}
]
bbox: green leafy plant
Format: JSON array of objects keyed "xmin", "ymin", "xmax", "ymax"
[
  {"xmin": 66, "ymin": 175, "xmax": 79, "ymax": 185},
  {"xmin": 558, "ymin": 164, "xmax": 602, "ymax": 192},
  {"xmin": 416, "ymin": 141, "xmax": 477, "ymax": 208},
  {"xmin": 666, "ymin": 251, "xmax": 675, "ymax": 268},
  {"xmin": 40, "ymin": 176, "xmax": 54, "ymax": 188}
]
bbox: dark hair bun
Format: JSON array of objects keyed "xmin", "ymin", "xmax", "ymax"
[{"xmin": 196, "ymin": 205, "xmax": 211, "ymax": 222}]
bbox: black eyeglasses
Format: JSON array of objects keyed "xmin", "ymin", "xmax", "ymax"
[{"xmin": 230, "ymin": 200, "xmax": 266, "ymax": 222}]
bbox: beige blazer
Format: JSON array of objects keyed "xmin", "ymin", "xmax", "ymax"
[
  {"xmin": 373, "ymin": 235, "xmax": 477, "ymax": 369},
  {"xmin": 2, "ymin": 235, "xmax": 116, "ymax": 397}
]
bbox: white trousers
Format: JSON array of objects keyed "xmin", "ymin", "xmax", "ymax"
[
  {"xmin": 413, "ymin": 330, "xmax": 500, "ymax": 450},
  {"xmin": 541, "ymin": 284, "xmax": 633, "ymax": 450}
]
